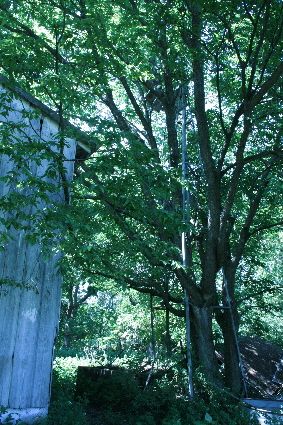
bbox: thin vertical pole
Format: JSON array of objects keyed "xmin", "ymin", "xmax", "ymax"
[
  {"xmin": 181, "ymin": 87, "xmax": 194, "ymax": 399},
  {"xmin": 145, "ymin": 293, "xmax": 156, "ymax": 389},
  {"xmin": 150, "ymin": 293, "xmax": 156, "ymax": 364},
  {"xmin": 164, "ymin": 277, "xmax": 172, "ymax": 357}
]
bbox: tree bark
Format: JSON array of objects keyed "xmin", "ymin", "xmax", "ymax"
[
  {"xmin": 220, "ymin": 309, "xmax": 243, "ymax": 395},
  {"xmin": 191, "ymin": 306, "xmax": 220, "ymax": 385},
  {"xmin": 216, "ymin": 266, "xmax": 244, "ymax": 395}
]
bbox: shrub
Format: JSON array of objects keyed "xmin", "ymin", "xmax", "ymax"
[
  {"xmin": 46, "ymin": 357, "xmax": 259, "ymax": 425},
  {"xmin": 42, "ymin": 357, "xmax": 88, "ymax": 425}
]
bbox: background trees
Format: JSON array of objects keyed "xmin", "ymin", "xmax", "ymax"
[{"xmin": 0, "ymin": 0, "xmax": 282, "ymax": 396}]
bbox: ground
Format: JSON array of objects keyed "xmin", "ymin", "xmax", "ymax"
[{"xmin": 240, "ymin": 336, "xmax": 283, "ymax": 398}]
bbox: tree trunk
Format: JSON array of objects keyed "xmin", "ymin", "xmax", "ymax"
[
  {"xmin": 216, "ymin": 267, "xmax": 245, "ymax": 395},
  {"xmin": 220, "ymin": 309, "xmax": 243, "ymax": 395},
  {"xmin": 191, "ymin": 306, "xmax": 220, "ymax": 385}
]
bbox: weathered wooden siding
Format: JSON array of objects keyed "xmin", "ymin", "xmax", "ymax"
[{"xmin": 0, "ymin": 88, "xmax": 76, "ymax": 409}]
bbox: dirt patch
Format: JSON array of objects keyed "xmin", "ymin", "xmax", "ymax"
[{"xmin": 240, "ymin": 336, "xmax": 283, "ymax": 398}]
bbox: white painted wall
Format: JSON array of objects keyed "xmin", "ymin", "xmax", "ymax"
[{"xmin": 0, "ymin": 86, "xmax": 76, "ymax": 416}]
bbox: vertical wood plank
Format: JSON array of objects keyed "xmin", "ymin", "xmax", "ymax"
[{"xmin": 0, "ymin": 87, "xmax": 75, "ymax": 409}]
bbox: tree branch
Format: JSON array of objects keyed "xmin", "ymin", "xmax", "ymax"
[
  {"xmin": 244, "ymin": 1, "xmax": 269, "ymax": 95},
  {"xmin": 238, "ymin": 285, "xmax": 283, "ymax": 304},
  {"xmin": 249, "ymin": 220, "xmax": 283, "ymax": 236},
  {"xmin": 119, "ymin": 76, "xmax": 160, "ymax": 156},
  {"xmin": 0, "ymin": 5, "xmax": 69, "ymax": 64},
  {"xmin": 233, "ymin": 163, "xmax": 274, "ymax": 267},
  {"xmin": 249, "ymin": 61, "xmax": 283, "ymax": 108},
  {"xmin": 222, "ymin": 149, "xmax": 283, "ymax": 175}
]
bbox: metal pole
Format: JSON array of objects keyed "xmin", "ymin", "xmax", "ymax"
[{"xmin": 181, "ymin": 87, "xmax": 194, "ymax": 399}]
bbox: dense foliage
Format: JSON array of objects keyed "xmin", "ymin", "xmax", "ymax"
[
  {"xmin": 46, "ymin": 357, "xmax": 257, "ymax": 425},
  {"xmin": 0, "ymin": 0, "xmax": 282, "ymax": 421}
]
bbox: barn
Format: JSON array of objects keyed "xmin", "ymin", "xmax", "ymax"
[{"xmin": 0, "ymin": 76, "xmax": 92, "ymax": 423}]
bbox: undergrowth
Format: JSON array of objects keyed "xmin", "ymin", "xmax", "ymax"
[{"xmin": 43, "ymin": 357, "xmax": 259, "ymax": 425}]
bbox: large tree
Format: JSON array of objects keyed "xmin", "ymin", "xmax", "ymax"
[{"xmin": 1, "ymin": 0, "xmax": 282, "ymax": 394}]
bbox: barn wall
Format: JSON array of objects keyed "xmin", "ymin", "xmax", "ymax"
[{"xmin": 0, "ymin": 87, "xmax": 76, "ymax": 411}]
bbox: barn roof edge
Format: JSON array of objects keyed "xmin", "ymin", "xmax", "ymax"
[{"xmin": 0, "ymin": 75, "xmax": 94, "ymax": 160}]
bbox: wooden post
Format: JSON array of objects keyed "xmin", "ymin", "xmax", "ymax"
[{"xmin": 0, "ymin": 86, "xmax": 76, "ymax": 422}]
